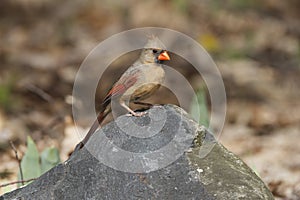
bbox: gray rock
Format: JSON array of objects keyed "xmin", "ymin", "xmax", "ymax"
[{"xmin": 1, "ymin": 105, "xmax": 274, "ymax": 200}]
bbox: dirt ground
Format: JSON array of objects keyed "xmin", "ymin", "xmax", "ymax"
[{"xmin": 0, "ymin": 0, "xmax": 299, "ymax": 199}]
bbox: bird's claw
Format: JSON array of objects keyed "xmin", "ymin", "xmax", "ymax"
[{"xmin": 126, "ymin": 111, "xmax": 147, "ymax": 117}]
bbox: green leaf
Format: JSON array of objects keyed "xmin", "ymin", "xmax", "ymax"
[
  {"xmin": 190, "ymin": 85, "xmax": 209, "ymax": 127},
  {"xmin": 0, "ymin": 83, "xmax": 12, "ymax": 109},
  {"xmin": 172, "ymin": 0, "xmax": 188, "ymax": 13},
  {"xmin": 41, "ymin": 147, "xmax": 61, "ymax": 174},
  {"xmin": 0, "ymin": 73, "xmax": 18, "ymax": 111},
  {"xmin": 18, "ymin": 136, "xmax": 41, "ymax": 186}
]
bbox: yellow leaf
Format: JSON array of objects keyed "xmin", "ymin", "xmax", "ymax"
[{"xmin": 198, "ymin": 33, "xmax": 220, "ymax": 53}]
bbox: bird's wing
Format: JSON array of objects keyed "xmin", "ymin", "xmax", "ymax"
[{"xmin": 102, "ymin": 69, "xmax": 140, "ymax": 107}]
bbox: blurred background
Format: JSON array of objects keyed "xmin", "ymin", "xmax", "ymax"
[{"xmin": 0, "ymin": 0, "xmax": 300, "ymax": 199}]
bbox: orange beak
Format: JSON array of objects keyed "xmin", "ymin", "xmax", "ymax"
[{"xmin": 158, "ymin": 51, "xmax": 170, "ymax": 61}]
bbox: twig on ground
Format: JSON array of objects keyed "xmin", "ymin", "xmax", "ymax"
[
  {"xmin": 26, "ymin": 83, "xmax": 54, "ymax": 103},
  {"xmin": 9, "ymin": 141, "xmax": 24, "ymax": 186},
  {"xmin": 34, "ymin": 115, "xmax": 64, "ymax": 137},
  {"xmin": 0, "ymin": 178, "xmax": 37, "ymax": 188}
]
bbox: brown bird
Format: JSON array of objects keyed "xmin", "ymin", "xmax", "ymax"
[{"xmin": 73, "ymin": 36, "xmax": 170, "ymax": 152}]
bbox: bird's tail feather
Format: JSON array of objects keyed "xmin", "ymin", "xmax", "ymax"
[{"xmin": 81, "ymin": 107, "xmax": 111, "ymax": 145}]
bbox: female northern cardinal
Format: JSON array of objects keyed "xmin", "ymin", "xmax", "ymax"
[{"xmin": 73, "ymin": 36, "xmax": 170, "ymax": 152}]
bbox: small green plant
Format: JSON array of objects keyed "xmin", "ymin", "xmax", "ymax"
[
  {"xmin": 251, "ymin": 165, "xmax": 261, "ymax": 178},
  {"xmin": 172, "ymin": 0, "xmax": 188, "ymax": 13},
  {"xmin": 0, "ymin": 81, "xmax": 13, "ymax": 111},
  {"xmin": 189, "ymin": 84, "xmax": 209, "ymax": 127},
  {"xmin": 18, "ymin": 136, "xmax": 61, "ymax": 186},
  {"xmin": 0, "ymin": 72, "xmax": 20, "ymax": 112}
]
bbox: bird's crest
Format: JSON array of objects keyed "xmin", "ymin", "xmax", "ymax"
[{"xmin": 144, "ymin": 34, "xmax": 166, "ymax": 50}]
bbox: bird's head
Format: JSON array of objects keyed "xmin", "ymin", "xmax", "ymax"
[
  {"xmin": 142, "ymin": 48, "xmax": 170, "ymax": 64},
  {"xmin": 140, "ymin": 35, "xmax": 170, "ymax": 64}
]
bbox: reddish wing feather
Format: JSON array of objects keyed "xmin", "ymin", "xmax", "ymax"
[
  {"xmin": 107, "ymin": 84, "xmax": 126, "ymax": 97},
  {"xmin": 102, "ymin": 74, "xmax": 138, "ymax": 106}
]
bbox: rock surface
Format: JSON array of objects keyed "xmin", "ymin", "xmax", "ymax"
[{"xmin": 1, "ymin": 105, "xmax": 273, "ymax": 200}]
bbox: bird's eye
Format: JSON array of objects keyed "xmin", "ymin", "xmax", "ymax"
[{"xmin": 152, "ymin": 49, "xmax": 158, "ymax": 53}]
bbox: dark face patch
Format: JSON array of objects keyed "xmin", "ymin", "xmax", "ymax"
[{"xmin": 151, "ymin": 48, "xmax": 165, "ymax": 64}]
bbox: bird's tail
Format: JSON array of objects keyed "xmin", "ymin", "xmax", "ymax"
[
  {"xmin": 81, "ymin": 106, "xmax": 111, "ymax": 145},
  {"xmin": 72, "ymin": 106, "xmax": 111, "ymax": 154}
]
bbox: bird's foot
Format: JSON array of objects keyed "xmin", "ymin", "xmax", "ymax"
[{"xmin": 126, "ymin": 111, "xmax": 147, "ymax": 117}]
